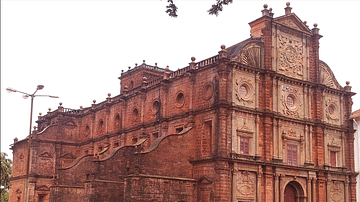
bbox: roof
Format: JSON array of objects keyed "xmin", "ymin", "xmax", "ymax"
[{"xmin": 350, "ymin": 109, "xmax": 360, "ymax": 119}]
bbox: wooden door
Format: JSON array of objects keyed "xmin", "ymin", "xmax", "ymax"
[{"xmin": 284, "ymin": 184, "xmax": 296, "ymax": 202}]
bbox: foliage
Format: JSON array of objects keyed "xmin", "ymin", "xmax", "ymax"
[
  {"xmin": 165, "ymin": 0, "xmax": 233, "ymax": 17},
  {"xmin": 207, "ymin": 0, "xmax": 233, "ymax": 16},
  {"xmin": 1, "ymin": 153, "xmax": 12, "ymax": 202}
]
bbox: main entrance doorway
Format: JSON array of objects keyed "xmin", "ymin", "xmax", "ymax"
[
  {"xmin": 283, "ymin": 181, "xmax": 305, "ymax": 202},
  {"xmin": 284, "ymin": 183, "xmax": 296, "ymax": 202}
]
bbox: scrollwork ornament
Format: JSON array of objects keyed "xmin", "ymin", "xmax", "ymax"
[
  {"xmin": 281, "ymin": 86, "xmax": 302, "ymax": 117},
  {"xmin": 235, "ymin": 77, "xmax": 255, "ymax": 106},
  {"xmin": 278, "ymin": 33, "xmax": 304, "ymax": 79}
]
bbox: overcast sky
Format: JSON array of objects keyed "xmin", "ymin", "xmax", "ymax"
[{"xmin": 2, "ymin": 1, "xmax": 360, "ymax": 160}]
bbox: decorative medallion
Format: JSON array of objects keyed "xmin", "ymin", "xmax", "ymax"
[
  {"xmin": 152, "ymin": 100, "xmax": 160, "ymax": 114},
  {"xmin": 235, "ymin": 77, "xmax": 255, "ymax": 106},
  {"xmin": 330, "ymin": 181, "xmax": 343, "ymax": 202},
  {"xmin": 278, "ymin": 33, "xmax": 304, "ymax": 79},
  {"xmin": 325, "ymin": 99, "xmax": 339, "ymax": 124},
  {"xmin": 236, "ymin": 171, "xmax": 255, "ymax": 199},
  {"xmin": 202, "ymin": 82, "xmax": 214, "ymax": 100},
  {"xmin": 175, "ymin": 91, "xmax": 185, "ymax": 108},
  {"xmin": 281, "ymin": 86, "xmax": 302, "ymax": 117}
]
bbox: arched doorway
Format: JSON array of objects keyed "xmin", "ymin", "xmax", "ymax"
[
  {"xmin": 283, "ymin": 181, "xmax": 306, "ymax": 202},
  {"xmin": 284, "ymin": 183, "xmax": 297, "ymax": 202}
]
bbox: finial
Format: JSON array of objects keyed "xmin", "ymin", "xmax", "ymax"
[
  {"xmin": 143, "ymin": 60, "xmax": 145, "ymax": 64},
  {"xmin": 221, "ymin": 44, "xmax": 226, "ymax": 50},
  {"xmin": 284, "ymin": 2, "xmax": 292, "ymax": 15},
  {"xmin": 48, "ymin": 108, "xmax": 51, "ymax": 112},
  {"xmin": 155, "ymin": 63, "xmax": 158, "ymax": 67},
  {"xmin": 191, "ymin": 56, "xmax": 196, "ymax": 62},
  {"xmin": 93, "ymin": 100, "xmax": 96, "ymax": 104},
  {"xmin": 314, "ymin": 23, "xmax": 318, "ymax": 28},
  {"xmin": 143, "ymin": 76, "xmax": 147, "ymax": 82},
  {"xmin": 39, "ymin": 112, "xmax": 42, "ymax": 116},
  {"xmin": 262, "ymin": 4, "xmax": 271, "ymax": 17},
  {"xmin": 121, "ymin": 70, "xmax": 124, "ymax": 73},
  {"xmin": 124, "ymin": 85, "xmax": 128, "ymax": 90},
  {"xmin": 59, "ymin": 102, "xmax": 62, "ymax": 106},
  {"xmin": 165, "ymin": 66, "xmax": 169, "ymax": 71},
  {"xmin": 108, "ymin": 93, "xmax": 111, "ymax": 98},
  {"xmin": 128, "ymin": 66, "xmax": 131, "ymax": 70},
  {"xmin": 346, "ymin": 81, "xmax": 350, "ymax": 85},
  {"xmin": 80, "ymin": 105, "xmax": 83, "ymax": 109},
  {"xmin": 264, "ymin": 4, "xmax": 268, "ymax": 9},
  {"xmin": 135, "ymin": 63, "xmax": 138, "ymax": 67},
  {"xmin": 304, "ymin": 21, "xmax": 307, "ymax": 25}
]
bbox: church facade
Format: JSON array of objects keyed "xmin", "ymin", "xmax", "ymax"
[{"xmin": 9, "ymin": 3, "xmax": 357, "ymax": 202}]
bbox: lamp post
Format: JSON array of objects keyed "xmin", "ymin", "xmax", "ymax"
[{"xmin": 6, "ymin": 85, "xmax": 59, "ymax": 202}]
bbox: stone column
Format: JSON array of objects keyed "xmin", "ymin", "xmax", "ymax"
[
  {"xmin": 274, "ymin": 173, "xmax": 280, "ymax": 202},
  {"xmin": 344, "ymin": 176, "xmax": 349, "ymax": 202},
  {"xmin": 255, "ymin": 73, "xmax": 260, "ymax": 109},
  {"xmin": 307, "ymin": 177, "xmax": 312, "ymax": 202},
  {"xmin": 279, "ymin": 174, "xmax": 284, "ymax": 202},
  {"xmin": 326, "ymin": 179, "xmax": 331, "ymax": 202},
  {"xmin": 311, "ymin": 177, "xmax": 316, "ymax": 202},
  {"xmin": 255, "ymin": 115, "xmax": 260, "ymax": 158},
  {"xmin": 257, "ymin": 166, "xmax": 262, "ymax": 202}
]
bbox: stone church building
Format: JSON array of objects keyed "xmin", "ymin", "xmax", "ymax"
[{"xmin": 9, "ymin": 3, "xmax": 358, "ymax": 202}]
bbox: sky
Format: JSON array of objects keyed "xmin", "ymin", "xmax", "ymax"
[{"xmin": 2, "ymin": 0, "xmax": 360, "ymax": 160}]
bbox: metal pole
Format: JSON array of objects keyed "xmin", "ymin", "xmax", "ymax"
[{"xmin": 24, "ymin": 95, "xmax": 34, "ymax": 202}]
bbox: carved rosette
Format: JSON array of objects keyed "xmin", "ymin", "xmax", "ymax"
[
  {"xmin": 281, "ymin": 86, "xmax": 302, "ymax": 117},
  {"xmin": 278, "ymin": 33, "xmax": 304, "ymax": 79},
  {"xmin": 325, "ymin": 99, "xmax": 340, "ymax": 124},
  {"xmin": 236, "ymin": 171, "xmax": 255, "ymax": 200},
  {"xmin": 235, "ymin": 77, "xmax": 255, "ymax": 106}
]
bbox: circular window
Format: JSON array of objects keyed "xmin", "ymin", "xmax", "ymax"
[
  {"xmin": 239, "ymin": 85, "xmax": 248, "ymax": 97},
  {"xmin": 175, "ymin": 92, "xmax": 185, "ymax": 107},
  {"xmin": 328, "ymin": 105, "xmax": 335, "ymax": 115},
  {"xmin": 286, "ymin": 95, "xmax": 295, "ymax": 108},
  {"xmin": 153, "ymin": 100, "xmax": 160, "ymax": 112}
]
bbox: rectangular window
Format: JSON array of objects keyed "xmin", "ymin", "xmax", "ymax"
[
  {"xmin": 330, "ymin": 151, "xmax": 337, "ymax": 167},
  {"xmin": 114, "ymin": 142, "xmax": 119, "ymax": 148},
  {"xmin": 287, "ymin": 144, "xmax": 297, "ymax": 166},
  {"xmin": 240, "ymin": 137, "xmax": 249, "ymax": 155}
]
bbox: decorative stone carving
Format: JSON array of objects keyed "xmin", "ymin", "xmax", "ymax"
[
  {"xmin": 325, "ymin": 99, "xmax": 340, "ymax": 124},
  {"xmin": 278, "ymin": 33, "xmax": 304, "ymax": 79},
  {"xmin": 236, "ymin": 171, "xmax": 256, "ymax": 200},
  {"xmin": 281, "ymin": 86, "xmax": 302, "ymax": 117},
  {"xmin": 320, "ymin": 61, "xmax": 340, "ymax": 90},
  {"xmin": 238, "ymin": 43, "xmax": 262, "ymax": 68},
  {"xmin": 202, "ymin": 82, "xmax": 214, "ymax": 100},
  {"xmin": 235, "ymin": 77, "xmax": 255, "ymax": 106},
  {"xmin": 330, "ymin": 181, "xmax": 344, "ymax": 202}
]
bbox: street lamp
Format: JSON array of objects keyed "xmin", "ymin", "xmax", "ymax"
[{"xmin": 6, "ymin": 85, "xmax": 59, "ymax": 202}]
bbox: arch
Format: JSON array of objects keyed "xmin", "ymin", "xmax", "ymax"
[{"xmin": 283, "ymin": 181, "xmax": 306, "ymax": 202}]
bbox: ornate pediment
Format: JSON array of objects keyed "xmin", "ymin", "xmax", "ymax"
[
  {"xmin": 320, "ymin": 61, "xmax": 341, "ymax": 90},
  {"xmin": 274, "ymin": 14, "xmax": 311, "ymax": 33},
  {"xmin": 36, "ymin": 185, "xmax": 50, "ymax": 191},
  {"xmin": 60, "ymin": 152, "xmax": 76, "ymax": 159},
  {"xmin": 39, "ymin": 151, "xmax": 53, "ymax": 158}
]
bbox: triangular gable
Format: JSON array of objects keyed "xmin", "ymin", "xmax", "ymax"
[
  {"xmin": 198, "ymin": 175, "xmax": 213, "ymax": 184},
  {"xmin": 60, "ymin": 152, "xmax": 76, "ymax": 159},
  {"xmin": 319, "ymin": 60, "xmax": 342, "ymax": 90},
  {"xmin": 274, "ymin": 13, "xmax": 311, "ymax": 33},
  {"xmin": 39, "ymin": 152, "xmax": 53, "ymax": 158}
]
